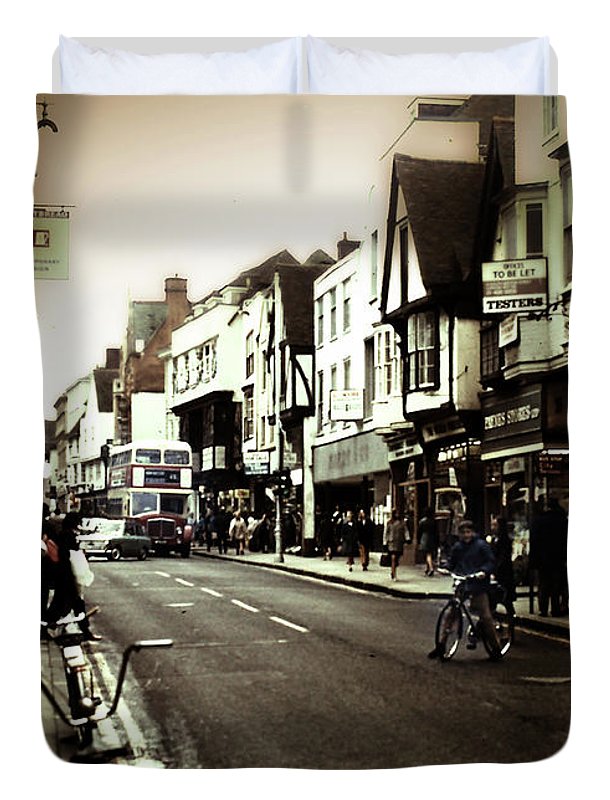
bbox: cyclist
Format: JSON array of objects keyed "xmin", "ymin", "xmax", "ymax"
[{"xmin": 428, "ymin": 519, "xmax": 502, "ymax": 661}]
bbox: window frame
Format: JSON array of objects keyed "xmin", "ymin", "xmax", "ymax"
[{"xmin": 405, "ymin": 310, "xmax": 439, "ymax": 392}]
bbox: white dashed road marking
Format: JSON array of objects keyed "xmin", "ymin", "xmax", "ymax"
[
  {"xmin": 175, "ymin": 578, "xmax": 195, "ymax": 587},
  {"xmin": 231, "ymin": 599, "xmax": 259, "ymax": 613},
  {"xmin": 200, "ymin": 587, "xmax": 223, "ymax": 597},
  {"xmin": 269, "ymin": 616, "xmax": 309, "ymax": 633}
]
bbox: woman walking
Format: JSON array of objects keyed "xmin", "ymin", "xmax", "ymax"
[
  {"xmin": 383, "ymin": 509, "xmax": 406, "ymax": 581},
  {"xmin": 418, "ymin": 507, "xmax": 438, "ymax": 577}
]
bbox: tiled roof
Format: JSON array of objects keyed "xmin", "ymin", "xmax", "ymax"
[{"xmin": 394, "ymin": 154, "xmax": 485, "ymax": 288}]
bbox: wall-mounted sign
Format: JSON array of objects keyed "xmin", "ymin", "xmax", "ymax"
[
  {"xmin": 499, "ymin": 314, "xmax": 519, "ymax": 347},
  {"xmin": 482, "ymin": 258, "xmax": 547, "ymax": 314},
  {"xmin": 329, "ymin": 389, "xmax": 364, "ymax": 421},
  {"xmin": 201, "ymin": 446, "xmax": 226, "ymax": 471},
  {"xmin": 243, "ymin": 451, "xmax": 271, "ymax": 476},
  {"xmin": 482, "ymin": 388, "xmax": 543, "ymax": 443}
]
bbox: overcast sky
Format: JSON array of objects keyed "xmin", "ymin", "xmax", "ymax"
[{"xmin": 34, "ymin": 94, "xmax": 411, "ymax": 416}]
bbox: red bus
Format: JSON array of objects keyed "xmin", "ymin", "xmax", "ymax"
[{"xmin": 107, "ymin": 439, "xmax": 194, "ymax": 557}]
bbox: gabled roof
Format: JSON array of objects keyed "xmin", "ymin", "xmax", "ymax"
[
  {"xmin": 278, "ymin": 262, "xmax": 331, "ymax": 345},
  {"xmin": 394, "ymin": 153, "xmax": 485, "ymax": 288},
  {"xmin": 127, "ymin": 301, "xmax": 167, "ymax": 354}
]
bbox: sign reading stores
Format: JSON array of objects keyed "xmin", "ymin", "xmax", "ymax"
[
  {"xmin": 482, "ymin": 258, "xmax": 547, "ymax": 314},
  {"xmin": 483, "ymin": 389, "xmax": 542, "ymax": 442}
]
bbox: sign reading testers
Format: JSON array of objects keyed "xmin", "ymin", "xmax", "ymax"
[{"xmin": 482, "ymin": 258, "xmax": 547, "ymax": 314}]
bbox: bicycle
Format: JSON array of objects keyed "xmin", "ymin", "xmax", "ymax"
[
  {"xmin": 433, "ymin": 572, "xmax": 514, "ymax": 662},
  {"xmin": 41, "ymin": 610, "xmax": 173, "ymax": 749}
]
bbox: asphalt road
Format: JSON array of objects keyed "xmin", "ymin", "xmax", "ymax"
[{"xmin": 83, "ymin": 554, "xmax": 570, "ymax": 769}]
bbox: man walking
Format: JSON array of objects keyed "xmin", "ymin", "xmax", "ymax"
[{"xmin": 356, "ymin": 508, "xmax": 374, "ymax": 571}]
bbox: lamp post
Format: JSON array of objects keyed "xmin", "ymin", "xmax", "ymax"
[{"xmin": 273, "ymin": 427, "xmax": 285, "ymax": 563}]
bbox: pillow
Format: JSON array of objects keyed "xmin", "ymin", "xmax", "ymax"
[
  {"xmin": 59, "ymin": 35, "xmax": 302, "ymax": 94},
  {"xmin": 305, "ymin": 36, "xmax": 551, "ymax": 95}
]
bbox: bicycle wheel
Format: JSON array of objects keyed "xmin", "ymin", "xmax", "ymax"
[
  {"xmin": 435, "ymin": 600, "xmax": 463, "ymax": 661},
  {"xmin": 482, "ymin": 608, "xmax": 514, "ymax": 658},
  {"xmin": 65, "ymin": 656, "xmax": 96, "ymax": 748}
]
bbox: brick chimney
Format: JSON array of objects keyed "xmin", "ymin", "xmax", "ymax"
[
  {"xmin": 337, "ymin": 232, "xmax": 361, "ymax": 261},
  {"xmin": 105, "ymin": 348, "xmax": 121, "ymax": 370},
  {"xmin": 164, "ymin": 276, "xmax": 191, "ymax": 328}
]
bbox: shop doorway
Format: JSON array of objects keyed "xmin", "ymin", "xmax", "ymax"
[{"xmin": 398, "ymin": 478, "xmax": 432, "ymax": 565}]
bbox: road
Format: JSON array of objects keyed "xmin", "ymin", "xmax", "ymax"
[{"xmin": 82, "ymin": 554, "xmax": 570, "ymax": 769}]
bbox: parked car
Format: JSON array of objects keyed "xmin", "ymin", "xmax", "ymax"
[{"xmin": 77, "ymin": 517, "xmax": 152, "ymax": 561}]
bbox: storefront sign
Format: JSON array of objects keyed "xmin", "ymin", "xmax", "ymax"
[
  {"xmin": 243, "ymin": 451, "xmax": 270, "ymax": 476},
  {"xmin": 329, "ymin": 389, "xmax": 364, "ymax": 421},
  {"xmin": 482, "ymin": 258, "xmax": 547, "ymax": 314},
  {"xmin": 537, "ymin": 451, "xmax": 569, "ymax": 474},
  {"xmin": 313, "ymin": 431, "xmax": 389, "ymax": 481},
  {"xmin": 482, "ymin": 388, "xmax": 543, "ymax": 443}
]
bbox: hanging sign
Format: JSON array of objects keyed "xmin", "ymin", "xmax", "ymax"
[
  {"xmin": 33, "ymin": 207, "xmax": 70, "ymax": 280},
  {"xmin": 482, "ymin": 258, "xmax": 547, "ymax": 314}
]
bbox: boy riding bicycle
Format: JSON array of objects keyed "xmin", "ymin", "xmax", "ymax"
[{"xmin": 428, "ymin": 519, "xmax": 502, "ymax": 661}]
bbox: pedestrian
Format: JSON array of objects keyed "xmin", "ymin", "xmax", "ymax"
[
  {"xmin": 418, "ymin": 507, "xmax": 438, "ymax": 577},
  {"xmin": 230, "ymin": 510, "xmax": 248, "ymax": 555},
  {"xmin": 530, "ymin": 498, "xmax": 568, "ymax": 617},
  {"xmin": 257, "ymin": 512, "xmax": 272, "ymax": 553},
  {"xmin": 215, "ymin": 506, "xmax": 230, "ymax": 554},
  {"xmin": 340, "ymin": 509, "xmax": 359, "ymax": 572},
  {"xmin": 194, "ymin": 514, "xmax": 207, "ymax": 547},
  {"xmin": 489, "ymin": 513, "xmax": 516, "ymax": 618},
  {"xmin": 44, "ymin": 512, "xmax": 102, "ymax": 641},
  {"xmin": 383, "ymin": 509, "xmax": 406, "ymax": 581},
  {"xmin": 428, "ymin": 519, "xmax": 501, "ymax": 661},
  {"xmin": 356, "ymin": 508, "xmax": 374, "ymax": 571},
  {"xmin": 320, "ymin": 511, "xmax": 335, "ymax": 560}
]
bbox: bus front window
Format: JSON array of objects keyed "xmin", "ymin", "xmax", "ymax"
[
  {"xmin": 131, "ymin": 492, "xmax": 159, "ymax": 515},
  {"xmin": 160, "ymin": 495, "xmax": 186, "ymax": 516}
]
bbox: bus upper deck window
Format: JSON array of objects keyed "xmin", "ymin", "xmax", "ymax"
[{"xmin": 135, "ymin": 449, "xmax": 161, "ymax": 464}]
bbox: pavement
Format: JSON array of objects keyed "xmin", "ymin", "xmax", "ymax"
[{"xmin": 40, "ymin": 543, "xmax": 569, "ymax": 765}]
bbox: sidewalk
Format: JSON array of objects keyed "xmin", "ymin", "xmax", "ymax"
[{"xmin": 191, "ymin": 543, "xmax": 570, "ymax": 640}]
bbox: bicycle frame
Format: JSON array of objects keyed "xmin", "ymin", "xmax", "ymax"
[
  {"xmin": 434, "ymin": 573, "xmax": 513, "ymax": 660},
  {"xmin": 41, "ymin": 614, "xmax": 173, "ymax": 748}
]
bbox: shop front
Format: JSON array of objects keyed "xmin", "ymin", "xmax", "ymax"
[
  {"xmin": 480, "ymin": 380, "xmax": 568, "ymax": 585},
  {"xmin": 313, "ymin": 430, "xmax": 391, "ymax": 550}
]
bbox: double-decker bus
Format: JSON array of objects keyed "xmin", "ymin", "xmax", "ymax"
[{"xmin": 106, "ymin": 439, "xmax": 194, "ymax": 557}]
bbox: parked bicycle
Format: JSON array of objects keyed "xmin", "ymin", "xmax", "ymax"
[
  {"xmin": 432, "ymin": 572, "xmax": 514, "ymax": 662},
  {"xmin": 41, "ymin": 610, "xmax": 173, "ymax": 748}
]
